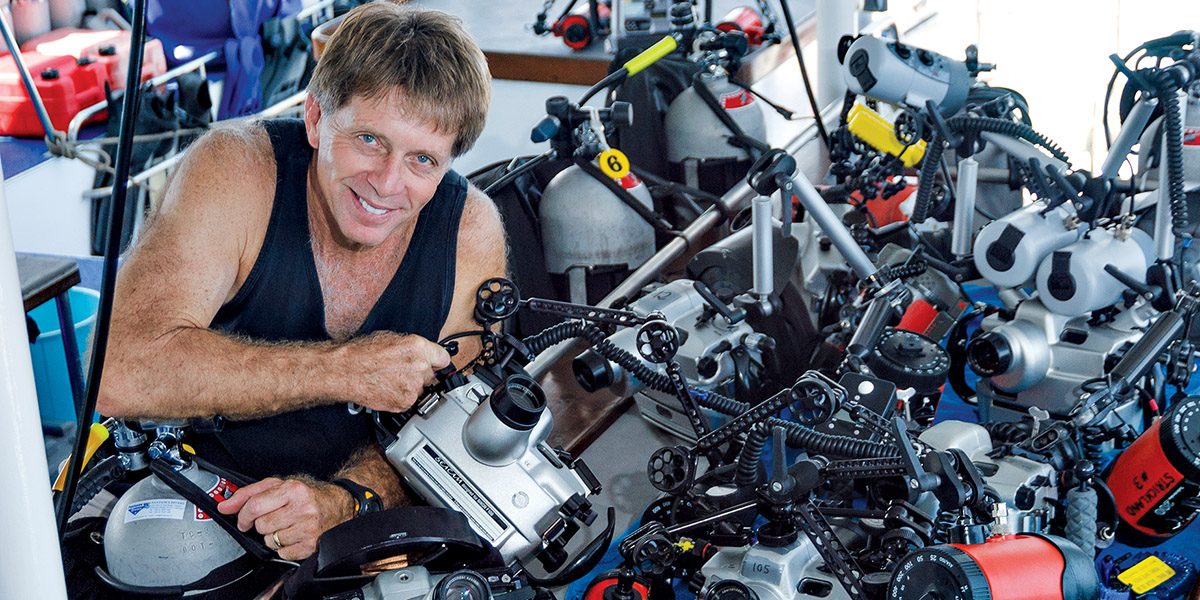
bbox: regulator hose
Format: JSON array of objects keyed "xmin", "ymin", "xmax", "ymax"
[
  {"xmin": 911, "ymin": 115, "xmax": 1072, "ymax": 224},
  {"xmin": 1156, "ymin": 72, "xmax": 1190, "ymax": 237},
  {"xmin": 521, "ymin": 321, "xmax": 896, "ymax": 458}
]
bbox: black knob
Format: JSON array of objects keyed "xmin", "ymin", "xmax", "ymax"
[
  {"xmin": 966, "ymin": 331, "xmax": 1013, "ymax": 377},
  {"xmin": 545, "ymin": 95, "xmax": 571, "ymax": 118},
  {"xmin": 40, "ymin": 68, "xmax": 59, "ymax": 80},
  {"xmin": 1014, "ymin": 485, "xmax": 1037, "ymax": 511},
  {"xmin": 609, "ymin": 101, "xmax": 633, "ymax": 128},
  {"xmin": 98, "ymin": 44, "xmax": 117, "ymax": 56},
  {"xmin": 892, "ymin": 42, "xmax": 911, "ymax": 60},
  {"xmin": 1074, "ymin": 460, "xmax": 1096, "ymax": 482},
  {"xmin": 917, "ymin": 49, "xmax": 935, "ymax": 66},
  {"xmin": 563, "ymin": 22, "xmax": 589, "ymax": 44}
]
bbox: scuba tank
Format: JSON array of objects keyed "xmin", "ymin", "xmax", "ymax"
[
  {"xmin": 665, "ymin": 68, "xmax": 765, "ymax": 191},
  {"xmin": 533, "ymin": 95, "xmax": 660, "ymax": 304},
  {"xmin": 540, "ymin": 164, "xmax": 655, "ymax": 304},
  {"xmin": 88, "ymin": 422, "xmax": 279, "ymax": 596},
  {"xmin": 104, "ymin": 461, "xmax": 243, "ymax": 588},
  {"xmin": 664, "ymin": 28, "xmax": 766, "ymax": 194}
]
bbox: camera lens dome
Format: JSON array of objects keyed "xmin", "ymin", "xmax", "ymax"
[{"xmin": 433, "ymin": 570, "xmax": 492, "ymax": 600}]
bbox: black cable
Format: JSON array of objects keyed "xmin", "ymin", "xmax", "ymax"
[
  {"xmin": 913, "ymin": 114, "xmax": 1071, "ymax": 224},
  {"xmin": 481, "ymin": 151, "xmax": 555, "ymax": 196},
  {"xmin": 911, "ymin": 130, "xmax": 945, "ymax": 224},
  {"xmin": 775, "ymin": 0, "xmax": 829, "ymax": 149},
  {"xmin": 521, "ymin": 320, "xmax": 893, "ymax": 458},
  {"xmin": 58, "ymin": 0, "xmax": 147, "ymax": 537},
  {"xmin": 1155, "ymin": 71, "xmax": 1190, "ymax": 237},
  {"xmin": 579, "ymin": 68, "xmax": 629, "ymax": 105},
  {"xmin": 729, "ymin": 77, "xmax": 797, "ymax": 119},
  {"xmin": 1103, "ymin": 46, "xmax": 1146, "ymax": 148},
  {"xmin": 735, "ymin": 423, "xmax": 769, "ymax": 486}
]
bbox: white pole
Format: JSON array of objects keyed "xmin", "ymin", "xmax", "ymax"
[
  {"xmin": 0, "ymin": 161, "xmax": 69, "ymax": 599},
  {"xmin": 816, "ymin": 0, "xmax": 859, "ymax": 107}
]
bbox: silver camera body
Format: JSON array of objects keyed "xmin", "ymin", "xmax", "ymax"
[
  {"xmin": 386, "ymin": 374, "xmax": 597, "ymax": 565},
  {"xmin": 920, "ymin": 420, "xmax": 1058, "ymax": 533},
  {"xmin": 699, "ymin": 536, "xmax": 852, "ymax": 600},
  {"xmin": 574, "ymin": 279, "xmax": 767, "ymax": 442},
  {"xmin": 970, "ymin": 297, "xmax": 1153, "ymax": 422},
  {"xmin": 361, "ymin": 566, "xmax": 529, "ymax": 600}
]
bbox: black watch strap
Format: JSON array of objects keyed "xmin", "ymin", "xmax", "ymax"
[{"xmin": 332, "ymin": 478, "xmax": 383, "ymax": 517}]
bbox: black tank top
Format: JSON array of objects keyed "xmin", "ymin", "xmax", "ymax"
[{"xmin": 190, "ymin": 118, "xmax": 467, "ymax": 480}]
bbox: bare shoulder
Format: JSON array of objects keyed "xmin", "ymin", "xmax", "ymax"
[
  {"xmin": 456, "ymin": 184, "xmax": 507, "ymax": 268},
  {"xmin": 127, "ymin": 121, "xmax": 281, "ymax": 305},
  {"xmin": 440, "ymin": 184, "xmax": 507, "ymax": 344},
  {"xmin": 156, "ymin": 121, "xmax": 275, "ymax": 222}
]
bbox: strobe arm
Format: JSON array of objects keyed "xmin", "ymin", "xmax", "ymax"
[
  {"xmin": 749, "ymin": 150, "xmax": 881, "ymax": 283},
  {"xmin": 522, "ymin": 297, "xmax": 653, "ymax": 328}
]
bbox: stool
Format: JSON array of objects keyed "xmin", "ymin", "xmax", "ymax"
[{"xmin": 17, "ymin": 254, "xmax": 85, "ymax": 427}]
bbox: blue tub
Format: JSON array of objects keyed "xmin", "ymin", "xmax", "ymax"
[{"xmin": 27, "ymin": 287, "xmax": 99, "ymax": 424}]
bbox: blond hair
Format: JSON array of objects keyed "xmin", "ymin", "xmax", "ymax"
[{"xmin": 307, "ymin": 3, "xmax": 491, "ymax": 157}]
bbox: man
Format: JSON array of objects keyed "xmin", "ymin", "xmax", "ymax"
[{"xmin": 98, "ymin": 2, "xmax": 504, "ymax": 561}]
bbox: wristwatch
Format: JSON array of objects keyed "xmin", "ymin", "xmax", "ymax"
[{"xmin": 332, "ymin": 479, "xmax": 383, "ymax": 517}]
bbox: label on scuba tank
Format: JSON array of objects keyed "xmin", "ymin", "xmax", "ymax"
[
  {"xmin": 1184, "ymin": 127, "xmax": 1200, "ymax": 146},
  {"xmin": 597, "ymin": 148, "xmax": 631, "ymax": 180},
  {"xmin": 719, "ymin": 89, "xmax": 754, "ymax": 110},
  {"xmin": 1118, "ymin": 555, "xmax": 1176, "ymax": 594},
  {"xmin": 123, "ymin": 499, "xmax": 187, "ymax": 523},
  {"xmin": 194, "ymin": 477, "xmax": 239, "ymax": 521},
  {"xmin": 410, "ymin": 444, "xmax": 510, "ymax": 542}
]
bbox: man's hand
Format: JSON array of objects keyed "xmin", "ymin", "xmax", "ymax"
[
  {"xmin": 335, "ymin": 332, "xmax": 452, "ymax": 412},
  {"xmin": 217, "ymin": 476, "xmax": 353, "ymax": 561}
]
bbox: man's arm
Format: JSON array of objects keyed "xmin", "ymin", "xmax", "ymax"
[
  {"xmin": 218, "ymin": 185, "xmax": 508, "ymax": 559},
  {"xmin": 217, "ymin": 443, "xmax": 402, "ymax": 560},
  {"xmin": 438, "ymin": 185, "xmax": 510, "ymax": 359},
  {"xmin": 98, "ymin": 125, "xmax": 448, "ymax": 419}
]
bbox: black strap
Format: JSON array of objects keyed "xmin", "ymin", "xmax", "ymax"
[
  {"xmin": 690, "ymin": 74, "xmax": 770, "ymax": 155},
  {"xmin": 572, "ymin": 155, "xmax": 676, "ymax": 234},
  {"xmin": 331, "ymin": 478, "xmax": 382, "ymax": 516},
  {"xmin": 149, "ymin": 459, "xmax": 276, "ymax": 562},
  {"xmin": 94, "ymin": 552, "xmax": 265, "ymax": 596},
  {"xmin": 191, "ymin": 453, "xmax": 255, "ymax": 488}
]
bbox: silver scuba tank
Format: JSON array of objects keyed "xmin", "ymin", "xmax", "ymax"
[
  {"xmin": 539, "ymin": 162, "xmax": 655, "ymax": 303},
  {"xmin": 103, "ymin": 461, "xmax": 243, "ymax": 587},
  {"xmin": 664, "ymin": 69, "xmax": 766, "ymax": 190}
]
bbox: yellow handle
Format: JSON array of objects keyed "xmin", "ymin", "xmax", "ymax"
[
  {"xmin": 846, "ymin": 103, "xmax": 927, "ymax": 168},
  {"xmin": 623, "ymin": 35, "xmax": 678, "ymax": 77},
  {"xmin": 53, "ymin": 423, "xmax": 111, "ymax": 492}
]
